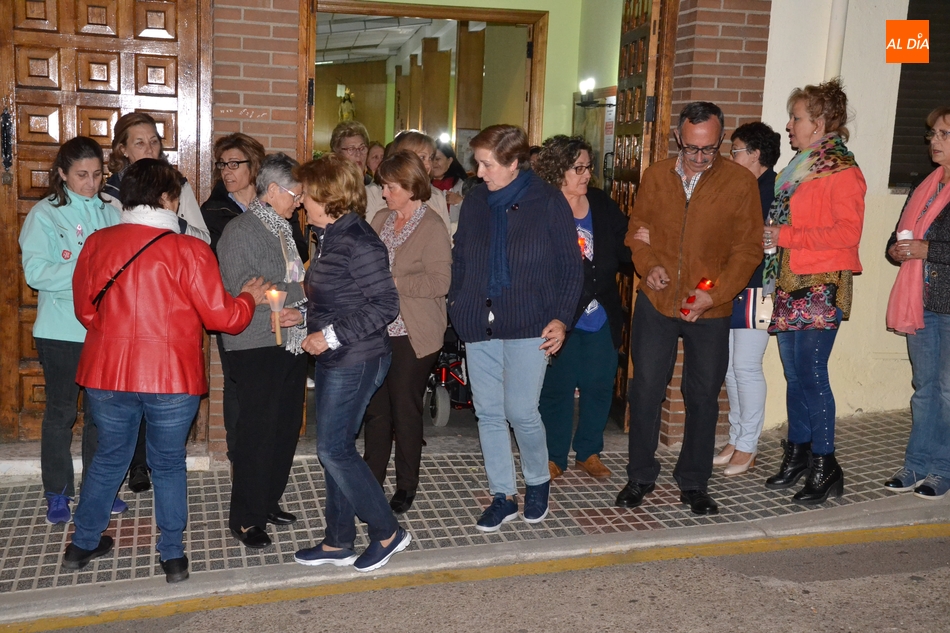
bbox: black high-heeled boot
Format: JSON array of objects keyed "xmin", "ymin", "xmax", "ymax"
[
  {"xmin": 793, "ymin": 452, "xmax": 844, "ymax": 504},
  {"xmin": 764, "ymin": 440, "xmax": 811, "ymax": 489}
]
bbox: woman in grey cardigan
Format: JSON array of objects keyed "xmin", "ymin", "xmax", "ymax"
[{"xmin": 218, "ymin": 153, "xmax": 309, "ymax": 549}]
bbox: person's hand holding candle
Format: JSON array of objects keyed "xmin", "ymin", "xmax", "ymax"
[
  {"xmin": 276, "ymin": 307, "xmax": 303, "ymax": 328},
  {"xmin": 680, "ymin": 277, "xmax": 714, "ymax": 321},
  {"xmin": 265, "ymin": 289, "xmax": 288, "ymax": 345}
]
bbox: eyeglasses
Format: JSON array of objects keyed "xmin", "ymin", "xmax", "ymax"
[
  {"xmin": 569, "ymin": 163, "xmax": 593, "ymax": 175},
  {"xmin": 926, "ymin": 129, "xmax": 950, "ymax": 142},
  {"xmin": 729, "ymin": 147, "xmax": 751, "ymax": 156},
  {"xmin": 277, "ymin": 183, "xmax": 303, "ymax": 204},
  {"xmin": 681, "ymin": 143, "xmax": 722, "ymax": 157},
  {"xmin": 215, "ymin": 159, "xmax": 251, "ymax": 170},
  {"xmin": 339, "ymin": 145, "xmax": 368, "ymax": 156}
]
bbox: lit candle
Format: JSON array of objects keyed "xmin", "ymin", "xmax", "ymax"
[{"xmin": 680, "ymin": 277, "xmax": 714, "ymax": 316}]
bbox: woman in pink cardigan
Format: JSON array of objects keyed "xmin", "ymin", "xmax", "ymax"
[
  {"xmin": 761, "ymin": 78, "xmax": 866, "ymax": 505},
  {"xmin": 361, "ymin": 151, "xmax": 452, "ymax": 514}
]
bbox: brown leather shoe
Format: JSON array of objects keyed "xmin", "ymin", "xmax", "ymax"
[
  {"xmin": 548, "ymin": 461, "xmax": 563, "ymax": 480},
  {"xmin": 576, "ymin": 455, "xmax": 612, "ymax": 478}
]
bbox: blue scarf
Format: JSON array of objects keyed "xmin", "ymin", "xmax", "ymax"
[{"xmin": 486, "ymin": 169, "xmax": 533, "ymax": 297}]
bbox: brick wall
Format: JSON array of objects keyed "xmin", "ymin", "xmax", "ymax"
[
  {"xmin": 212, "ymin": 0, "xmax": 303, "ymax": 156},
  {"xmin": 656, "ymin": 0, "xmax": 771, "ymax": 447},
  {"xmin": 207, "ymin": 0, "xmax": 304, "ymax": 462},
  {"xmin": 668, "ymin": 0, "xmax": 772, "ymax": 153}
]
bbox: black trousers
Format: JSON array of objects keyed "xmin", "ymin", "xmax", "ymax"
[
  {"xmin": 216, "ymin": 334, "xmax": 241, "ymax": 460},
  {"xmin": 626, "ymin": 292, "xmax": 730, "ymax": 491},
  {"xmin": 227, "ymin": 346, "xmax": 308, "ymax": 530},
  {"xmin": 362, "ymin": 335, "xmax": 439, "ymax": 493}
]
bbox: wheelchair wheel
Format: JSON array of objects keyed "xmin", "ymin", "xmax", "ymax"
[{"xmin": 425, "ymin": 385, "xmax": 451, "ymax": 427}]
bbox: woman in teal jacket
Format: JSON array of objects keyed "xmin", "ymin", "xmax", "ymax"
[{"xmin": 19, "ymin": 137, "xmax": 122, "ymax": 525}]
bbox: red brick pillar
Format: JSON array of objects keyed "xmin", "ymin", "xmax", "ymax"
[
  {"xmin": 207, "ymin": 0, "xmax": 304, "ymax": 463},
  {"xmin": 658, "ymin": 0, "xmax": 771, "ymax": 447}
]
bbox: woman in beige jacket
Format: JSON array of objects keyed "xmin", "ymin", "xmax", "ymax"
[{"xmin": 362, "ymin": 151, "xmax": 452, "ymax": 513}]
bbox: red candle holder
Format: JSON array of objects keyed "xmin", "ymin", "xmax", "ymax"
[{"xmin": 680, "ymin": 277, "xmax": 714, "ymax": 316}]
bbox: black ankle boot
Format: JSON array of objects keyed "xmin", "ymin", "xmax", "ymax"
[
  {"xmin": 793, "ymin": 452, "xmax": 844, "ymax": 505},
  {"xmin": 765, "ymin": 440, "xmax": 811, "ymax": 489}
]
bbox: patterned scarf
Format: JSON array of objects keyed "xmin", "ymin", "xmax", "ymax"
[
  {"xmin": 249, "ymin": 198, "xmax": 305, "ymax": 283},
  {"xmin": 762, "ymin": 134, "xmax": 857, "ymax": 292},
  {"xmin": 249, "ymin": 198, "xmax": 307, "ymax": 354},
  {"xmin": 379, "ymin": 203, "xmax": 427, "ymax": 267}
]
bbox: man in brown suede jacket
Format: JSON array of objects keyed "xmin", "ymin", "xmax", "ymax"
[{"xmin": 615, "ymin": 102, "xmax": 762, "ymax": 516}]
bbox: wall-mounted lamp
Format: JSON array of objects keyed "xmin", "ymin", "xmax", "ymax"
[{"xmin": 577, "ymin": 78, "xmax": 607, "ymax": 108}]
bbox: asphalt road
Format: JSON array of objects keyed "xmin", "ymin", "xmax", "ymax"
[{"xmin": 49, "ymin": 535, "xmax": 950, "ymax": 633}]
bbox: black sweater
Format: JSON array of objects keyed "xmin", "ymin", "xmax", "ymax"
[
  {"xmin": 448, "ymin": 171, "xmax": 584, "ymax": 343},
  {"xmin": 305, "ymin": 213, "xmax": 399, "ymax": 368},
  {"xmin": 571, "ymin": 186, "xmax": 633, "ymax": 349},
  {"xmin": 886, "ymin": 189, "xmax": 950, "ymax": 314}
]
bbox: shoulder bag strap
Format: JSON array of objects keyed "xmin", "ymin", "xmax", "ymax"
[{"xmin": 92, "ymin": 231, "xmax": 174, "ymax": 310}]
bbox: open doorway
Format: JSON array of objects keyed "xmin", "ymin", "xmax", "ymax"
[{"xmin": 311, "ymin": 1, "xmax": 548, "ymax": 159}]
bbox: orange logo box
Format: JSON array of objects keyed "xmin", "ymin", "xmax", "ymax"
[{"xmin": 886, "ymin": 20, "xmax": 929, "ymax": 63}]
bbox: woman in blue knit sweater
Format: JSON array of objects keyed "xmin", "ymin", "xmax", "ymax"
[{"xmin": 448, "ymin": 125, "xmax": 584, "ymax": 532}]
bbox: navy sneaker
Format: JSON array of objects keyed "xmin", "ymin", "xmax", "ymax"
[
  {"xmin": 353, "ymin": 527, "xmax": 411, "ymax": 573},
  {"xmin": 45, "ymin": 492, "xmax": 72, "ymax": 525},
  {"xmin": 475, "ymin": 494, "xmax": 518, "ymax": 532},
  {"xmin": 884, "ymin": 467, "xmax": 923, "ymax": 492},
  {"xmin": 522, "ymin": 480, "xmax": 550, "ymax": 524},
  {"xmin": 914, "ymin": 474, "xmax": 950, "ymax": 500},
  {"xmin": 294, "ymin": 542, "xmax": 359, "ymax": 567},
  {"xmin": 111, "ymin": 497, "xmax": 128, "ymax": 515}
]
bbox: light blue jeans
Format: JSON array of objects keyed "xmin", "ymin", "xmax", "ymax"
[
  {"xmin": 905, "ymin": 309, "xmax": 950, "ymax": 478},
  {"xmin": 466, "ymin": 338, "xmax": 550, "ymax": 496},
  {"xmin": 724, "ymin": 329, "xmax": 770, "ymax": 453}
]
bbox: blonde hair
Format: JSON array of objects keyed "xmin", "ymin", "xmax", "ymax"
[
  {"xmin": 787, "ymin": 77, "xmax": 850, "ymax": 141},
  {"xmin": 295, "ymin": 153, "xmax": 366, "ymax": 219}
]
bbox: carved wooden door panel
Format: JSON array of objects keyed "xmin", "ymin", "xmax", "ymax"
[
  {"xmin": 612, "ymin": 0, "xmax": 677, "ymax": 429},
  {"xmin": 0, "ymin": 0, "xmax": 202, "ymax": 441}
]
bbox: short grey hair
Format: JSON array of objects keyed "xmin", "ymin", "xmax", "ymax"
[
  {"xmin": 256, "ymin": 152, "xmax": 300, "ymax": 197},
  {"xmin": 677, "ymin": 101, "xmax": 724, "ymax": 134}
]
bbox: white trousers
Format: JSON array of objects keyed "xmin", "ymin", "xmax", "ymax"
[{"xmin": 723, "ymin": 328, "xmax": 770, "ymax": 453}]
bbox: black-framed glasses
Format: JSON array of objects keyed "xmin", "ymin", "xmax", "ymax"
[
  {"xmin": 681, "ymin": 143, "xmax": 722, "ymax": 156},
  {"xmin": 215, "ymin": 160, "xmax": 251, "ymax": 170},
  {"xmin": 926, "ymin": 129, "xmax": 950, "ymax": 142},
  {"xmin": 569, "ymin": 163, "xmax": 593, "ymax": 175}
]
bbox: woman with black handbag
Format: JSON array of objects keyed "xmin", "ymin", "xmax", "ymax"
[{"xmin": 761, "ymin": 78, "xmax": 867, "ymax": 504}]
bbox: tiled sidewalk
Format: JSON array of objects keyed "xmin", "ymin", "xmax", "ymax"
[{"xmin": 0, "ymin": 410, "xmax": 911, "ymax": 595}]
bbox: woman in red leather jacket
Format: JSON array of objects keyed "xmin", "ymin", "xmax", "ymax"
[{"xmin": 62, "ymin": 159, "xmax": 271, "ymax": 583}]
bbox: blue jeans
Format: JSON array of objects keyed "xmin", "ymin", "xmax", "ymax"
[
  {"xmin": 314, "ymin": 354, "xmax": 397, "ymax": 548},
  {"xmin": 539, "ymin": 322, "xmax": 618, "ymax": 470},
  {"xmin": 905, "ymin": 309, "xmax": 950, "ymax": 478},
  {"xmin": 776, "ymin": 322, "xmax": 840, "ymax": 456},
  {"xmin": 72, "ymin": 390, "xmax": 199, "ymax": 561},
  {"xmin": 466, "ymin": 338, "xmax": 550, "ymax": 496}
]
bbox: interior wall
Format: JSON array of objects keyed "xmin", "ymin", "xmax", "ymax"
[
  {"xmin": 314, "ymin": 60, "xmax": 388, "ymax": 152},
  {"xmin": 577, "ymin": 0, "xmax": 623, "ymax": 94},
  {"xmin": 760, "ymin": 0, "xmax": 912, "ymax": 428},
  {"xmin": 481, "ymin": 25, "xmax": 528, "ymax": 129},
  {"xmin": 361, "ymin": 0, "xmax": 582, "ymax": 138}
]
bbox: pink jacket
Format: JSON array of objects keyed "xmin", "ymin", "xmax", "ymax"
[{"xmin": 776, "ymin": 166, "xmax": 867, "ymax": 274}]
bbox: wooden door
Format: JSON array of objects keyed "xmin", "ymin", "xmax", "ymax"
[
  {"xmin": 611, "ymin": 0, "xmax": 678, "ymax": 428},
  {"xmin": 0, "ymin": 0, "xmax": 207, "ymax": 441}
]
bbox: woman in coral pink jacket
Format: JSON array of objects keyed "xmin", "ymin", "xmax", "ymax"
[
  {"xmin": 761, "ymin": 79, "xmax": 866, "ymax": 506},
  {"xmin": 62, "ymin": 159, "xmax": 271, "ymax": 583}
]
